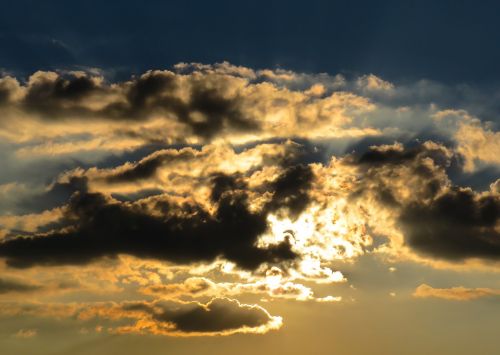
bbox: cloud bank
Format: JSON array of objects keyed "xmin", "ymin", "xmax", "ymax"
[{"xmin": 0, "ymin": 62, "xmax": 499, "ymax": 336}]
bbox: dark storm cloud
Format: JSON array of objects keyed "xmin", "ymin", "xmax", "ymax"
[{"xmin": 0, "ymin": 173, "xmax": 298, "ymax": 270}]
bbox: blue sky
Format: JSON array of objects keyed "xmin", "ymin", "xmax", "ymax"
[{"xmin": 2, "ymin": 0, "xmax": 500, "ymax": 83}]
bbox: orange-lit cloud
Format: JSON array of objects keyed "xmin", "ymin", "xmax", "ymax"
[
  {"xmin": 0, "ymin": 298, "xmax": 282, "ymax": 337},
  {"xmin": 414, "ymin": 284, "xmax": 500, "ymax": 301},
  {"xmin": 0, "ymin": 62, "xmax": 499, "ymax": 337}
]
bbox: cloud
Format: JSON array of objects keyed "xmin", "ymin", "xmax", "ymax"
[
  {"xmin": 4, "ymin": 139, "xmax": 498, "ymax": 275},
  {"xmin": 13, "ymin": 328, "xmax": 37, "ymax": 338},
  {"xmin": 455, "ymin": 120, "xmax": 500, "ymax": 171},
  {"xmin": 0, "ymin": 66, "xmax": 377, "ymax": 148},
  {"xmin": 115, "ymin": 298, "xmax": 282, "ymax": 336},
  {"xmin": 1, "ymin": 62, "xmax": 500, "ymax": 338},
  {"xmin": 356, "ymin": 74, "xmax": 394, "ymax": 92},
  {"xmin": 347, "ymin": 141, "xmax": 500, "ymax": 266},
  {"xmin": 0, "ymin": 278, "xmax": 41, "ymax": 294},
  {"xmin": 0, "ymin": 298, "xmax": 282, "ymax": 337},
  {"xmin": 414, "ymin": 284, "xmax": 500, "ymax": 301},
  {"xmin": 1, "ymin": 138, "xmax": 498, "ymax": 295},
  {"xmin": 264, "ymin": 164, "xmax": 313, "ymax": 218},
  {"xmin": 399, "ymin": 186, "xmax": 500, "ymax": 261},
  {"xmin": 139, "ymin": 272, "xmax": 341, "ymax": 302},
  {"xmin": 0, "ymin": 187, "xmax": 296, "ymax": 270},
  {"xmin": 0, "ymin": 140, "xmax": 325, "ymax": 271},
  {"xmin": 433, "ymin": 109, "xmax": 500, "ymax": 171}
]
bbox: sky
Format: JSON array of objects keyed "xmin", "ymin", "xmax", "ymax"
[{"xmin": 0, "ymin": 1, "xmax": 499, "ymax": 354}]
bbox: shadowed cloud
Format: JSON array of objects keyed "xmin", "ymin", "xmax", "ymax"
[{"xmin": 0, "ymin": 173, "xmax": 300, "ymax": 270}]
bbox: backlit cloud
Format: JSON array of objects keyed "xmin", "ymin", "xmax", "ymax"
[{"xmin": 0, "ymin": 62, "xmax": 499, "ymax": 337}]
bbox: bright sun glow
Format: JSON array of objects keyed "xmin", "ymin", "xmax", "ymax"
[{"xmin": 257, "ymin": 198, "xmax": 372, "ymax": 284}]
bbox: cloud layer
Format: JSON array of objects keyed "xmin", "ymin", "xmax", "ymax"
[
  {"xmin": 414, "ymin": 284, "xmax": 500, "ymax": 301},
  {"xmin": 0, "ymin": 62, "xmax": 499, "ymax": 337}
]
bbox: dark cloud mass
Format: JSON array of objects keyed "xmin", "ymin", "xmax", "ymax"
[
  {"xmin": 0, "ymin": 70, "xmax": 259, "ymax": 141},
  {"xmin": 0, "ymin": 278, "xmax": 40, "ymax": 294},
  {"xmin": 150, "ymin": 298, "xmax": 273, "ymax": 333},
  {"xmin": 0, "ymin": 172, "xmax": 299, "ymax": 269},
  {"xmin": 1, "ymin": 137, "xmax": 498, "ymax": 271},
  {"xmin": 23, "ymin": 74, "xmax": 100, "ymax": 117},
  {"xmin": 265, "ymin": 164, "xmax": 314, "ymax": 218},
  {"xmin": 353, "ymin": 143, "xmax": 500, "ymax": 262},
  {"xmin": 104, "ymin": 149, "xmax": 197, "ymax": 183},
  {"xmin": 400, "ymin": 187, "xmax": 500, "ymax": 261}
]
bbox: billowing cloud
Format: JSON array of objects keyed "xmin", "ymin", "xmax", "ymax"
[
  {"xmin": 0, "ymin": 62, "xmax": 499, "ymax": 337},
  {"xmin": 0, "ymin": 65, "xmax": 377, "ymax": 147},
  {"xmin": 140, "ymin": 272, "xmax": 341, "ymax": 303},
  {"xmin": 433, "ymin": 109, "xmax": 500, "ymax": 171},
  {"xmin": 399, "ymin": 187, "xmax": 500, "ymax": 261},
  {"xmin": 0, "ymin": 187, "xmax": 297, "ymax": 270},
  {"xmin": 346, "ymin": 142, "xmax": 500, "ymax": 266}
]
